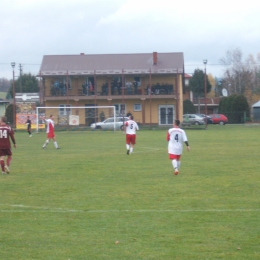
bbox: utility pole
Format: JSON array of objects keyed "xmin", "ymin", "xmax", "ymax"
[
  {"xmin": 19, "ymin": 63, "xmax": 23, "ymax": 92},
  {"xmin": 11, "ymin": 62, "xmax": 16, "ymax": 128},
  {"xmin": 203, "ymin": 59, "xmax": 208, "ymax": 128}
]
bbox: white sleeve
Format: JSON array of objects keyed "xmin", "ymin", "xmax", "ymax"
[{"xmin": 183, "ymin": 131, "xmax": 188, "ymax": 142}]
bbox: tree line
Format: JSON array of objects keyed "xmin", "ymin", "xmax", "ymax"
[
  {"xmin": 0, "ymin": 73, "xmax": 39, "ymax": 99},
  {"xmin": 188, "ymin": 48, "xmax": 260, "ymax": 101},
  {"xmin": 183, "ymin": 94, "xmax": 250, "ymax": 123},
  {"xmin": 185, "ymin": 47, "xmax": 260, "ymax": 122}
]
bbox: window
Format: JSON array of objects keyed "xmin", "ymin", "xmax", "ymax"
[
  {"xmin": 158, "ymin": 105, "xmax": 175, "ymax": 125},
  {"xmin": 134, "ymin": 104, "xmax": 142, "ymax": 111},
  {"xmin": 114, "ymin": 104, "xmax": 126, "ymax": 116},
  {"xmin": 53, "ymin": 77, "xmax": 72, "ymax": 90},
  {"xmin": 113, "ymin": 76, "xmax": 121, "ymax": 83},
  {"xmin": 67, "ymin": 77, "xmax": 72, "ymax": 89},
  {"xmin": 59, "ymin": 104, "xmax": 71, "ymax": 115},
  {"xmin": 105, "ymin": 118, "xmax": 114, "ymax": 123},
  {"xmin": 134, "ymin": 77, "xmax": 141, "ymax": 86},
  {"xmin": 85, "ymin": 77, "xmax": 94, "ymax": 85}
]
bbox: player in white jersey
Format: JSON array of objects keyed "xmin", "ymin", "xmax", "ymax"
[
  {"xmin": 167, "ymin": 119, "xmax": 190, "ymax": 175},
  {"xmin": 42, "ymin": 115, "xmax": 60, "ymax": 149},
  {"xmin": 124, "ymin": 115, "xmax": 139, "ymax": 155}
]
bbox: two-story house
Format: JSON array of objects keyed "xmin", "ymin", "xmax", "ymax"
[{"xmin": 38, "ymin": 52, "xmax": 185, "ymax": 126}]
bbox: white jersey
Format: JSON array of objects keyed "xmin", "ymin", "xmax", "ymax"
[
  {"xmin": 45, "ymin": 118, "xmax": 55, "ymax": 134},
  {"xmin": 167, "ymin": 127, "xmax": 188, "ymax": 155},
  {"xmin": 125, "ymin": 120, "xmax": 139, "ymax": 135}
]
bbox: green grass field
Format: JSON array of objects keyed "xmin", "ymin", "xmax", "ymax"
[{"xmin": 1, "ymin": 125, "xmax": 259, "ymax": 259}]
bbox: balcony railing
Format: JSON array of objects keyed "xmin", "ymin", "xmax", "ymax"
[
  {"xmin": 45, "ymin": 88, "xmax": 174, "ymax": 97},
  {"xmin": 46, "ymin": 84, "xmax": 174, "ymax": 97}
]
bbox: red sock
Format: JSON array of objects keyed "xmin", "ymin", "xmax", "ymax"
[
  {"xmin": 0, "ymin": 160, "xmax": 5, "ymax": 171},
  {"xmin": 7, "ymin": 156, "xmax": 12, "ymax": 166}
]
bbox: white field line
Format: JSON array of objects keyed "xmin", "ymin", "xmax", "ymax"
[{"xmin": 0, "ymin": 204, "xmax": 259, "ymax": 213}]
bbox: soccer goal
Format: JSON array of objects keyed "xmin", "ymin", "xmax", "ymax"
[{"xmin": 36, "ymin": 106, "xmax": 119, "ymax": 132}]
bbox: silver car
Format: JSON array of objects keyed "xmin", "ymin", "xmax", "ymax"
[
  {"xmin": 90, "ymin": 117, "xmax": 129, "ymax": 130},
  {"xmin": 183, "ymin": 114, "xmax": 205, "ymax": 125}
]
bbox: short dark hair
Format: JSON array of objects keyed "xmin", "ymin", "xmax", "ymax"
[
  {"xmin": 1, "ymin": 116, "xmax": 7, "ymax": 123},
  {"xmin": 129, "ymin": 115, "xmax": 134, "ymax": 120},
  {"xmin": 175, "ymin": 119, "xmax": 180, "ymax": 126}
]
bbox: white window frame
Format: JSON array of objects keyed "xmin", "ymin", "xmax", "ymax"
[
  {"xmin": 134, "ymin": 103, "xmax": 142, "ymax": 111},
  {"xmin": 158, "ymin": 105, "xmax": 175, "ymax": 125},
  {"xmin": 59, "ymin": 104, "xmax": 71, "ymax": 116},
  {"xmin": 114, "ymin": 103, "xmax": 126, "ymax": 116}
]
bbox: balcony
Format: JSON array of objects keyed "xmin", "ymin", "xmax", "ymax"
[{"xmin": 44, "ymin": 83, "xmax": 176, "ymax": 100}]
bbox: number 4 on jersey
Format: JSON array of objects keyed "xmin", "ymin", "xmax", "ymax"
[{"xmin": 175, "ymin": 134, "xmax": 179, "ymax": 142}]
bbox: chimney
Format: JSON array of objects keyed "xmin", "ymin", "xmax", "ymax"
[{"xmin": 153, "ymin": 52, "xmax": 158, "ymax": 65}]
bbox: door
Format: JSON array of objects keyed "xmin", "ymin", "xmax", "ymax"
[
  {"xmin": 159, "ymin": 105, "xmax": 175, "ymax": 125},
  {"xmin": 85, "ymin": 104, "xmax": 96, "ymax": 126}
]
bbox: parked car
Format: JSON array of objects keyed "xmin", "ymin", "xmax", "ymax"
[
  {"xmin": 183, "ymin": 114, "xmax": 205, "ymax": 125},
  {"xmin": 208, "ymin": 114, "xmax": 228, "ymax": 125},
  {"xmin": 196, "ymin": 114, "xmax": 213, "ymax": 124},
  {"xmin": 90, "ymin": 117, "xmax": 129, "ymax": 130}
]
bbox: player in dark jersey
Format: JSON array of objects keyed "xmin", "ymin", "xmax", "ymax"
[
  {"xmin": 0, "ymin": 116, "xmax": 16, "ymax": 174},
  {"xmin": 25, "ymin": 116, "xmax": 32, "ymax": 137}
]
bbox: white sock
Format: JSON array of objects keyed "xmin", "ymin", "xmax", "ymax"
[
  {"xmin": 126, "ymin": 144, "xmax": 130, "ymax": 150},
  {"xmin": 130, "ymin": 147, "xmax": 133, "ymax": 153},
  {"xmin": 43, "ymin": 140, "xmax": 49, "ymax": 147},
  {"xmin": 177, "ymin": 161, "xmax": 181, "ymax": 169},
  {"xmin": 172, "ymin": 159, "xmax": 178, "ymax": 170},
  {"xmin": 54, "ymin": 141, "xmax": 58, "ymax": 148}
]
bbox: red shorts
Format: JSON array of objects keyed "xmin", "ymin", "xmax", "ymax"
[
  {"xmin": 47, "ymin": 132, "xmax": 55, "ymax": 139},
  {"xmin": 126, "ymin": 134, "xmax": 136, "ymax": 145},
  {"xmin": 0, "ymin": 149, "xmax": 12, "ymax": 156},
  {"xmin": 169, "ymin": 154, "xmax": 181, "ymax": 160}
]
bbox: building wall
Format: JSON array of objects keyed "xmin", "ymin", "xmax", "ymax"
[
  {"xmin": 44, "ymin": 98, "xmax": 177, "ymax": 126},
  {"xmin": 43, "ymin": 72, "xmax": 183, "ymax": 125}
]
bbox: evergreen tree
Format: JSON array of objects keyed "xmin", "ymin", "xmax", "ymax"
[
  {"xmin": 218, "ymin": 94, "xmax": 250, "ymax": 123},
  {"xmin": 8, "ymin": 73, "xmax": 39, "ymax": 98},
  {"xmin": 5, "ymin": 104, "xmax": 16, "ymax": 124},
  {"xmin": 183, "ymin": 99, "xmax": 196, "ymax": 114},
  {"xmin": 188, "ymin": 69, "xmax": 212, "ymax": 97}
]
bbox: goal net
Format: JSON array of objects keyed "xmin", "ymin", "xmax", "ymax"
[{"xmin": 36, "ymin": 106, "xmax": 120, "ymax": 132}]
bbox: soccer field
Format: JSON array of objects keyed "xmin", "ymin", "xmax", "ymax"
[{"xmin": 1, "ymin": 125, "xmax": 259, "ymax": 259}]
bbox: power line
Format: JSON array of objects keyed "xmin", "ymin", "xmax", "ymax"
[
  {"xmin": 185, "ymin": 62, "xmax": 260, "ymax": 66},
  {"xmin": 0, "ymin": 63, "xmax": 41, "ymax": 66}
]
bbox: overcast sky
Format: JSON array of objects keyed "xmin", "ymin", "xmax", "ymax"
[{"xmin": 1, "ymin": 0, "xmax": 260, "ymax": 79}]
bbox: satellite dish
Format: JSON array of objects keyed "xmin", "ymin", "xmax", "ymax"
[{"xmin": 222, "ymin": 88, "xmax": 228, "ymax": 97}]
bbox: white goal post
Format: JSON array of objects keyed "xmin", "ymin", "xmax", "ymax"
[{"xmin": 36, "ymin": 106, "xmax": 117, "ymax": 133}]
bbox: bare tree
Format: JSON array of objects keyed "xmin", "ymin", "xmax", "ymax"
[{"xmin": 220, "ymin": 48, "xmax": 260, "ymax": 96}]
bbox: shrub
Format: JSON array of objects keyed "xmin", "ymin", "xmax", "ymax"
[{"xmin": 183, "ymin": 99, "xmax": 196, "ymax": 114}]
